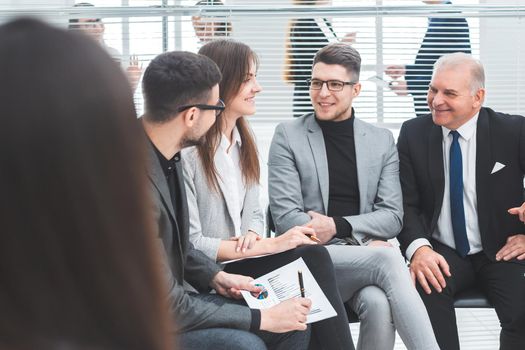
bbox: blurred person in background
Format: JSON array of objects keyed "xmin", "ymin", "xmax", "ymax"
[
  {"xmin": 192, "ymin": 0, "xmax": 232, "ymax": 43},
  {"xmin": 69, "ymin": 2, "xmax": 143, "ymax": 91},
  {"xmin": 0, "ymin": 18, "xmax": 171, "ymax": 350},
  {"xmin": 283, "ymin": 0, "xmax": 356, "ymax": 118},
  {"xmin": 385, "ymin": 0, "xmax": 471, "ymax": 117}
]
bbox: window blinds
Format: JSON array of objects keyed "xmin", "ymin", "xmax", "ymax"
[{"xmin": 1, "ymin": 1, "xmax": 524, "ymax": 127}]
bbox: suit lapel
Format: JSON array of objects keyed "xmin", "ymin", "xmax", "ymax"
[
  {"xmin": 307, "ymin": 117, "xmax": 330, "ymax": 213},
  {"xmin": 475, "ymin": 108, "xmax": 491, "ymax": 235},
  {"xmin": 146, "ymin": 142, "xmax": 184, "ymax": 279},
  {"xmin": 353, "ymin": 119, "xmax": 369, "ymax": 213},
  {"xmin": 429, "ymin": 124, "xmax": 445, "ymax": 228},
  {"xmin": 146, "ymin": 143, "xmax": 176, "ymax": 222},
  {"xmin": 175, "ymin": 160, "xmax": 189, "ymax": 253}
]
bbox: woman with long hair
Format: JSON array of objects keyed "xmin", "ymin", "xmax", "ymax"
[
  {"xmin": 182, "ymin": 39, "xmax": 355, "ymax": 350},
  {"xmin": 0, "ymin": 18, "xmax": 171, "ymax": 350}
]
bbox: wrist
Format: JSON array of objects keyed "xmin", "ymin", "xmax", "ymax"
[
  {"xmin": 412, "ymin": 245, "xmax": 432, "ymax": 261},
  {"xmin": 259, "ymin": 309, "xmax": 272, "ymax": 331},
  {"xmin": 263, "ymin": 237, "xmax": 279, "ymax": 254},
  {"xmin": 210, "ymin": 270, "xmax": 225, "ymax": 288}
]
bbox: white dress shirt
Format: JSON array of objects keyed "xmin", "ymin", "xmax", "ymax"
[
  {"xmin": 216, "ymin": 127, "xmax": 246, "ymax": 237},
  {"xmin": 406, "ymin": 113, "xmax": 483, "ymax": 260}
]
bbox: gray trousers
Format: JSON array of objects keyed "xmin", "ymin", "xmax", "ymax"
[{"xmin": 326, "ymin": 245, "xmax": 440, "ymax": 350}]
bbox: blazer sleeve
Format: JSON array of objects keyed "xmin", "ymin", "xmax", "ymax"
[
  {"xmin": 155, "ymin": 239, "xmax": 252, "ymax": 333},
  {"xmin": 344, "ymin": 131, "xmax": 403, "ymax": 242},
  {"xmin": 268, "ymin": 123, "xmax": 311, "ymax": 234},
  {"xmin": 182, "ymin": 152, "xmax": 222, "ymax": 262},
  {"xmin": 244, "ymin": 184, "xmax": 265, "ymax": 236},
  {"xmin": 396, "ymin": 122, "xmax": 430, "ymax": 253}
]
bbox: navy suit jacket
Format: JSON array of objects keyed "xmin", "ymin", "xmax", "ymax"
[{"xmin": 406, "ymin": 9, "xmax": 471, "ymax": 97}]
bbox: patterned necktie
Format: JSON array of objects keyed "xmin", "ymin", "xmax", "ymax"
[{"xmin": 449, "ymin": 130, "xmax": 470, "ymax": 257}]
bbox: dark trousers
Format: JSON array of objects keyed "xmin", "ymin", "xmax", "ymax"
[
  {"xmin": 417, "ymin": 240, "xmax": 525, "ymax": 350},
  {"xmin": 225, "ymin": 245, "xmax": 355, "ymax": 350},
  {"xmin": 179, "ymin": 294, "xmax": 310, "ymax": 350}
]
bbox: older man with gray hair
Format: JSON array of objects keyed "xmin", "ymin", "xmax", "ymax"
[{"xmin": 397, "ymin": 52, "xmax": 525, "ymax": 350}]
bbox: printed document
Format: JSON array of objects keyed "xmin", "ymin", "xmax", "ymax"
[{"xmin": 240, "ymin": 258, "xmax": 337, "ymax": 324}]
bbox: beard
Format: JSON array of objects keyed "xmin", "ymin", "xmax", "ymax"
[
  {"xmin": 180, "ymin": 121, "xmax": 207, "ymax": 149},
  {"xmin": 180, "ymin": 134, "xmax": 205, "ymax": 149}
]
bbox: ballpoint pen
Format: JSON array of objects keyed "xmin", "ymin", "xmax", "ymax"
[{"xmin": 298, "ymin": 270, "xmax": 305, "ymax": 298}]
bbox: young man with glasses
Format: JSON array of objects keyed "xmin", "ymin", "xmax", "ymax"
[
  {"xmin": 268, "ymin": 43, "xmax": 439, "ymax": 350},
  {"xmin": 140, "ymin": 51, "xmax": 312, "ymax": 350}
]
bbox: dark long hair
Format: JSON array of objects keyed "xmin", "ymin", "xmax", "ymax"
[
  {"xmin": 197, "ymin": 40, "xmax": 260, "ymax": 191},
  {"xmin": 0, "ymin": 18, "xmax": 171, "ymax": 350}
]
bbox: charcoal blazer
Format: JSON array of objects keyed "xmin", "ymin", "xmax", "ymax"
[
  {"xmin": 145, "ymin": 140, "xmax": 252, "ymax": 332},
  {"xmin": 397, "ymin": 107, "xmax": 525, "ymax": 264}
]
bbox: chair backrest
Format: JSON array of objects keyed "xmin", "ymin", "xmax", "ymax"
[
  {"xmin": 453, "ymin": 287, "xmax": 492, "ymax": 308},
  {"xmin": 266, "ymin": 205, "xmax": 275, "ymax": 238}
]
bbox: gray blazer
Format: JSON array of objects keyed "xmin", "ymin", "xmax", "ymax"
[
  {"xmin": 146, "ymin": 141, "xmax": 252, "ymax": 333},
  {"xmin": 268, "ymin": 113, "xmax": 403, "ymax": 245},
  {"xmin": 181, "ymin": 146, "xmax": 264, "ymax": 262}
]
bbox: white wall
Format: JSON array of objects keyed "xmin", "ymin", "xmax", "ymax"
[{"xmin": 480, "ymin": 0, "xmax": 525, "ymax": 114}]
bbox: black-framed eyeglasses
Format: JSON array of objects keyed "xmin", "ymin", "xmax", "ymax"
[
  {"xmin": 306, "ymin": 79, "xmax": 358, "ymax": 91},
  {"xmin": 177, "ymin": 99, "xmax": 225, "ymax": 117}
]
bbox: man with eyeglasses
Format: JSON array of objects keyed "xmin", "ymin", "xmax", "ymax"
[
  {"xmin": 141, "ymin": 51, "xmax": 312, "ymax": 350},
  {"xmin": 269, "ymin": 43, "xmax": 439, "ymax": 349}
]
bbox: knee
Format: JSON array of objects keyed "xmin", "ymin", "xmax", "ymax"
[
  {"xmin": 352, "ymin": 285, "xmax": 393, "ymax": 326},
  {"xmin": 296, "ymin": 245, "xmax": 333, "ymax": 277},
  {"xmin": 296, "ymin": 244, "xmax": 331, "ymax": 263},
  {"xmin": 372, "ymin": 247, "xmax": 406, "ymax": 268}
]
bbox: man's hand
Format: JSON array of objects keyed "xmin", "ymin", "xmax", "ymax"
[
  {"xmin": 210, "ymin": 271, "xmax": 260, "ymax": 299},
  {"xmin": 306, "ymin": 211, "xmax": 336, "ymax": 244},
  {"xmin": 410, "ymin": 245, "xmax": 451, "ymax": 294},
  {"xmin": 508, "ymin": 202, "xmax": 525, "ymax": 222},
  {"xmin": 230, "ymin": 230, "xmax": 261, "ymax": 253},
  {"xmin": 384, "ymin": 64, "xmax": 406, "ymax": 79},
  {"xmin": 496, "ymin": 234, "xmax": 525, "ymax": 261},
  {"xmin": 390, "ymin": 80, "xmax": 408, "ymax": 96},
  {"xmin": 126, "ymin": 54, "xmax": 143, "ymax": 92},
  {"xmin": 341, "ymin": 32, "xmax": 357, "ymax": 44},
  {"xmin": 368, "ymin": 240, "xmax": 393, "ymax": 248},
  {"xmin": 260, "ymin": 298, "xmax": 312, "ymax": 333},
  {"xmin": 271, "ymin": 226, "xmax": 317, "ymax": 254}
]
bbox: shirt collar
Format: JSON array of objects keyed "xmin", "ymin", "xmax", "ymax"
[
  {"xmin": 441, "ymin": 112, "xmax": 479, "ymax": 141},
  {"xmin": 220, "ymin": 126, "xmax": 242, "ymax": 150}
]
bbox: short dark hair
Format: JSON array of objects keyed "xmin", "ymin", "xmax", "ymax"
[
  {"xmin": 0, "ymin": 18, "xmax": 171, "ymax": 350},
  {"xmin": 313, "ymin": 43, "xmax": 361, "ymax": 81},
  {"xmin": 142, "ymin": 51, "xmax": 222, "ymax": 123}
]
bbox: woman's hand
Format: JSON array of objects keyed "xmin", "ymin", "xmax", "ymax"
[
  {"xmin": 230, "ymin": 230, "xmax": 261, "ymax": 253},
  {"xmin": 270, "ymin": 226, "xmax": 317, "ymax": 254}
]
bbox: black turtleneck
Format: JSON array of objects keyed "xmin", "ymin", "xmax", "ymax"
[{"xmin": 316, "ymin": 112, "xmax": 360, "ymax": 239}]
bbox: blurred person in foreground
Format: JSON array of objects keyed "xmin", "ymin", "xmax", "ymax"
[{"xmin": 0, "ymin": 18, "xmax": 171, "ymax": 350}]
